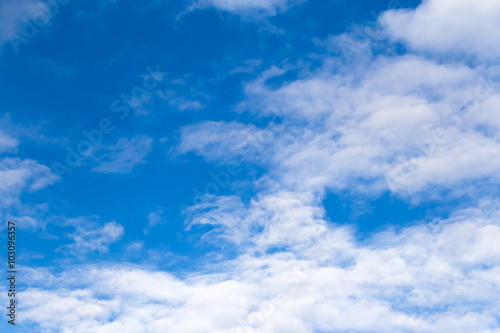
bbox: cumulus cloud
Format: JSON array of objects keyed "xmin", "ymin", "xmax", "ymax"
[
  {"xmin": 17, "ymin": 201, "xmax": 500, "ymax": 332},
  {"xmin": 182, "ymin": 54, "xmax": 500, "ymax": 200},
  {"xmin": 12, "ymin": 0, "xmax": 500, "ymax": 332},
  {"xmin": 382, "ymin": 0, "xmax": 500, "ymax": 59},
  {"xmin": 146, "ymin": 1, "xmax": 500, "ymax": 330}
]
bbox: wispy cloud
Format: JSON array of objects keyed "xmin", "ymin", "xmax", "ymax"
[
  {"xmin": 0, "ymin": 130, "xmax": 19, "ymax": 153},
  {"xmin": 143, "ymin": 208, "xmax": 166, "ymax": 234},
  {"xmin": 191, "ymin": 0, "xmax": 305, "ymax": 15},
  {"xmin": 0, "ymin": 0, "xmax": 45, "ymax": 47},
  {"xmin": 59, "ymin": 220, "xmax": 124, "ymax": 256},
  {"xmin": 91, "ymin": 136, "xmax": 154, "ymax": 174},
  {"xmin": 0, "ymin": 157, "xmax": 57, "ymax": 210}
]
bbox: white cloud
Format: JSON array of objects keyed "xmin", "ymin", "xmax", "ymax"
[
  {"xmin": 91, "ymin": 135, "xmax": 153, "ymax": 174},
  {"xmin": 0, "ymin": 157, "xmax": 57, "ymax": 212},
  {"xmin": 60, "ymin": 221, "xmax": 125, "ymax": 255},
  {"xmin": 10, "ymin": 1, "xmax": 500, "ymax": 332},
  {"xmin": 382, "ymin": 0, "xmax": 500, "ymax": 59},
  {"xmin": 170, "ymin": 97, "xmax": 205, "ymax": 111},
  {"xmin": 143, "ymin": 208, "xmax": 166, "ymax": 234},
  {"xmin": 161, "ymin": 93, "xmax": 206, "ymax": 111},
  {"xmin": 17, "ymin": 201, "xmax": 500, "ymax": 332},
  {"xmin": 0, "ymin": 126, "xmax": 58, "ymax": 233},
  {"xmin": 177, "ymin": 120, "xmax": 278, "ymax": 164},
  {"xmin": 147, "ymin": 209, "xmax": 163, "ymax": 228},
  {"xmin": 180, "ymin": 52, "xmax": 500, "ymax": 200},
  {"xmin": 184, "ymin": 195, "xmax": 252, "ymax": 245},
  {"xmin": 0, "ymin": 119, "xmax": 64, "ymax": 232},
  {"xmin": 0, "ymin": 0, "xmax": 46, "ymax": 46},
  {"xmin": 143, "ymin": 3, "xmax": 500, "ymax": 328},
  {"xmin": 0, "ymin": 129, "xmax": 19, "ymax": 153},
  {"xmin": 191, "ymin": 0, "xmax": 305, "ymax": 15}
]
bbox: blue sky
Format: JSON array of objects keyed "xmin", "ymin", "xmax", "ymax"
[{"xmin": 1, "ymin": 0, "xmax": 500, "ymax": 332}]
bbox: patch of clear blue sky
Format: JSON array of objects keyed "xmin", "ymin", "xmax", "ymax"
[
  {"xmin": 0, "ymin": 0, "xmax": 422, "ymax": 271},
  {"xmin": 323, "ymin": 191, "xmax": 458, "ymax": 240}
]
